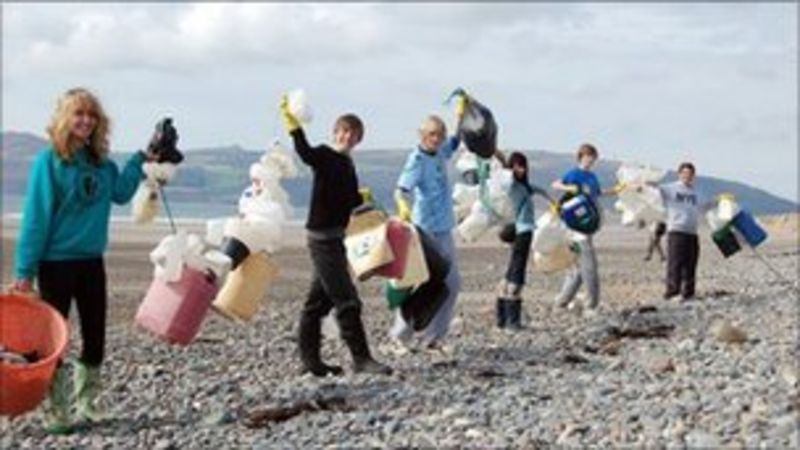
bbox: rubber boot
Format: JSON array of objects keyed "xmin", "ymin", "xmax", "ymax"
[
  {"xmin": 506, "ymin": 299, "xmax": 523, "ymax": 330},
  {"xmin": 495, "ymin": 297, "xmax": 508, "ymax": 328},
  {"xmin": 74, "ymin": 360, "xmax": 106, "ymax": 424},
  {"xmin": 298, "ymin": 313, "xmax": 343, "ymax": 377},
  {"xmin": 336, "ymin": 306, "xmax": 392, "ymax": 376},
  {"xmin": 43, "ymin": 364, "xmax": 73, "ymax": 435}
]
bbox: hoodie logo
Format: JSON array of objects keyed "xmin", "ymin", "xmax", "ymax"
[
  {"xmin": 675, "ymin": 192, "xmax": 697, "ymax": 205},
  {"xmin": 75, "ymin": 169, "xmax": 103, "ymax": 205}
]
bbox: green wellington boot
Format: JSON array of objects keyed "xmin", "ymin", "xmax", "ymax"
[
  {"xmin": 73, "ymin": 361, "xmax": 106, "ymax": 423},
  {"xmin": 43, "ymin": 365, "xmax": 73, "ymax": 435}
]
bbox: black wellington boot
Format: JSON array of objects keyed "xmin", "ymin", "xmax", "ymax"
[
  {"xmin": 506, "ymin": 299, "xmax": 523, "ymax": 330},
  {"xmin": 496, "ymin": 297, "xmax": 508, "ymax": 328},
  {"xmin": 298, "ymin": 312, "xmax": 343, "ymax": 377},
  {"xmin": 336, "ymin": 307, "xmax": 393, "ymax": 376}
]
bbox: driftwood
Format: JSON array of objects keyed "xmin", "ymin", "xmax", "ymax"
[{"xmin": 242, "ymin": 396, "xmax": 353, "ymax": 428}]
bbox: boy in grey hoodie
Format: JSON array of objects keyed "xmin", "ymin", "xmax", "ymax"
[{"xmin": 648, "ymin": 162, "xmax": 717, "ymax": 300}]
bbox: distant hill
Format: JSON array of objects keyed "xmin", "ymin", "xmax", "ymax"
[{"xmin": 2, "ymin": 131, "xmax": 797, "ymax": 218}]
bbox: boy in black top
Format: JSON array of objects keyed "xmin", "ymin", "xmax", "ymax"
[{"xmin": 280, "ymin": 96, "xmax": 392, "ymax": 376}]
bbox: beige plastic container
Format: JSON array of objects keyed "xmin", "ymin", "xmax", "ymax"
[{"xmin": 212, "ymin": 252, "xmax": 279, "ymax": 321}]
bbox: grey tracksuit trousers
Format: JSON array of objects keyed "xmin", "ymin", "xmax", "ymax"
[{"xmin": 555, "ymin": 237, "xmax": 600, "ymax": 308}]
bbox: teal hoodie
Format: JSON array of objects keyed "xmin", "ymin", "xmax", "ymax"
[{"xmin": 15, "ymin": 147, "xmax": 145, "ymax": 280}]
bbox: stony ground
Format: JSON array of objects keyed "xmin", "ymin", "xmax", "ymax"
[{"xmin": 2, "ymin": 223, "xmax": 798, "ymax": 449}]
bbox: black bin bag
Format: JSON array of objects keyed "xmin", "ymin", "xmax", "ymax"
[
  {"xmin": 400, "ymin": 227, "xmax": 451, "ymax": 331},
  {"xmin": 455, "ymin": 90, "xmax": 498, "ymax": 159}
]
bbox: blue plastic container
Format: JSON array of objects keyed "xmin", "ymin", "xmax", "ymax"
[
  {"xmin": 731, "ymin": 210, "xmax": 767, "ymax": 248},
  {"xmin": 560, "ymin": 194, "xmax": 601, "ymax": 235}
]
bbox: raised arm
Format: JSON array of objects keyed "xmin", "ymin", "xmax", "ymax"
[
  {"xmin": 280, "ymin": 95, "xmax": 320, "ymax": 167},
  {"xmin": 289, "ymin": 128, "xmax": 322, "ymax": 168},
  {"xmin": 442, "ymin": 91, "xmax": 468, "ymax": 161}
]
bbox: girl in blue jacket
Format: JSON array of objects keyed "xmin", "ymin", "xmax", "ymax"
[
  {"xmin": 496, "ymin": 152, "xmax": 554, "ymax": 329},
  {"xmin": 12, "ymin": 88, "xmax": 154, "ymax": 433}
]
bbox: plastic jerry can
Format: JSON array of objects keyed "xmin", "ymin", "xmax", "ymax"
[
  {"xmin": 712, "ymin": 226, "xmax": 742, "ymax": 258},
  {"xmin": 731, "ymin": 210, "xmax": 767, "ymax": 248},
  {"xmin": 136, "ymin": 266, "xmax": 218, "ymax": 346},
  {"xmin": 373, "ymin": 219, "xmax": 413, "ymax": 279},
  {"xmin": 212, "ymin": 252, "xmax": 279, "ymax": 322}
]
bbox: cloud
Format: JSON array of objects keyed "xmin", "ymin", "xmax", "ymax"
[
  {"xmin": 7, "ymin": 3, "xmax": 390, "ymax": 74},
  {"xmin": 2, "ymin": 3, "xmax": 797, "ymax": 200}
]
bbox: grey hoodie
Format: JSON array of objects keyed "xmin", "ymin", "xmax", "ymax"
[{"xmin": 659, "ymin": 181, "xmax": 716, "ymax": 234}]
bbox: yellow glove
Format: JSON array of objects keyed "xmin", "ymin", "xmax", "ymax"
[
  {"xmin": 394, "ymin": 190, "xmax": 412, "ymax": 222},
  {"xmin": 612, "ymin": 182, "xmax": 627, "ymax": 195},
  {"xmin": 549, "ymin": 201, "xmax": 561, "ymax": 216},
  {"xmin": 454, "ymin": 94, "xmax": 468, "ymax": 119},
  {"xmin": 279, "ymin": 95, "xmax": 300, "ymax": 133},
  {"xmin": 359, "ymin": 187, "xmax": 374, "ymax": 204},
  {"xmin": 564, "ymin": 184, "xmax": 580, "ymax": 194}
]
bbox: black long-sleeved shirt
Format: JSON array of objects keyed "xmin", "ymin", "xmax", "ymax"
[{"xmin": 290, "ymin": 128, "xmax": 362, "ymax": 232}]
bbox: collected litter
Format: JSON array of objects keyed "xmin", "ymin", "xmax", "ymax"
[{"xmin": 0, "ymin": 345, "xmax": 40, "ymax": 365}]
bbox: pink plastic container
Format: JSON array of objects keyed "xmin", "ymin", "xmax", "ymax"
[
  {"xmin": 135, "ymin": 266, "xmax": 218, "ymax": 346},
  {"xmin": 374, "ymin": 220, "xmax": 413, "ymax": 279}
]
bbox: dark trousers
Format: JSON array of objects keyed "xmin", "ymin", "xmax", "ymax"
[
  {"xmin": 299, "ymin": 236, "xmax": 371, "ymax": 360},
  {"xmin": 646, "ymin": 223, "xmax": 666, "ymax": 261},
  {"xmin": 505, "ymin": 231, "xmax": 533, "ymax": 287},
  {"xmin": 37, "ymin": 258, "xmax": 107, "ymax": 366},
  {"xmin": 666, "ymin": 231, "xmax": 700, "ymax": 298}
]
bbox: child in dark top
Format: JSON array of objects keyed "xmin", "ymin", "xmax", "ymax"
[{"xmin": 280, "ymin": 96, "xmax": 391, "ymax": 376}]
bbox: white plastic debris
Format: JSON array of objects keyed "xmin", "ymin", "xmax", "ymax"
[
  {"xmin": 207, "ymin": 140, "xmax": 299, "ymax": 258},
  {"xmin": 613, "ymin": 162, "xmax": 667, "ymax": 226},
  {"xmin": 287, "ymin": 89, "xmax": 313, "ymax": 124},
  {"xmin": 149, "ymin": 231, "xmax": 230, "ymax": 283},
  {"xmin": 453, "ymin": 155, "xmax": 516, "ymax": 242}
]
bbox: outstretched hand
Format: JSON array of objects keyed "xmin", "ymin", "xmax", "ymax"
[{"xmin": 146, "ymin": 117, "xmax": 183, "ymax": 164}]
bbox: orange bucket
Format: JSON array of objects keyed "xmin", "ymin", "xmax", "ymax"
[{"xmin": 1, "ymin": 294, "xmax": 69, "ymax": 416}]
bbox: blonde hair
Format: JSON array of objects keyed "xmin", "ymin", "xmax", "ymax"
[
  {"xmin": 46, "ymin": 88, "xmax": 110, "ymax": 164},
  {"xmin": 419, "ymin": 115, "xmax": 446, "ymax": 137}
]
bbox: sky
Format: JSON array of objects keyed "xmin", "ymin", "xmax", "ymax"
[{"xmin": 2, "ymin": 2, "xmax": 797, "ymax": 201}]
